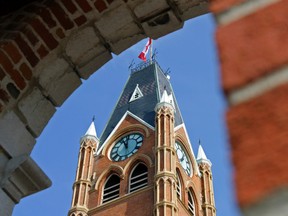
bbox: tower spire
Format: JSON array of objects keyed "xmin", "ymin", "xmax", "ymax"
[
  {"xmin": 69, "ymin": 120, "xmax": 99, "ymax": 216},
  {"xmin": 197, "ymin": 144, "xmax": 212, "ymax": 166},
  {"xmin": 197, "ymin": 143, "xmax": 216, "ymax": 216},
  {"xmin": 84, "ymin": 117, "xmax": 98, "ymax": 138}
]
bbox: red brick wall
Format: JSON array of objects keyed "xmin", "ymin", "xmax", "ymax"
[
  {"xmin": 211, "ymin": 0, "xmax": 288, "ymax": 209},
  {"xmin": 215, "ymin": 0, "xmax": 288, "ymax": 92},
  {"xmin": 0, "ymin": 0, "xmax": 116, "ymax": 114},
  {"xmin": 90, "ymin": 189, "xmax": 154, "ymax": 216},
  {"xmin": 210, "ymin": 0, "xmax": 245, "ymax": 13},
  {"xmin": 228, "ymin": 83, "xmax": 288, "ymax": 207},
  {"xmin": 88, "ymin": 115, "xmax": 155, "ymax": 213}
]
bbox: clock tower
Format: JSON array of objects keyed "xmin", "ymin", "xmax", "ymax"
[{"xmin": 68, "ymin": 60, "xmax": 216, "ymax": 216}]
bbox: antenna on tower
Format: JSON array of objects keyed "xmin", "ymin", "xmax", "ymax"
[
  {"xmin": 165, "ymin": 68, "xmax": 171, "ymax": 75},
  {"xmin": 152, "ymin": 48, "xmax": 158, "ymax": 60},
  {"xmin": 164, "ymin": 68, "xmax": 171, "ymax": 80},
  {"xmin": 128, "ymin": 59, "xmax": 135, "ymax": 70}
]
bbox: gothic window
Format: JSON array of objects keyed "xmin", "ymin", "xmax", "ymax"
[
  {"xmin": 176, "ymin": 173, "xmax": 182, "ymax": 200},
  {"xmin": 129, "ymin": 163, "xmax": 148, "ymax": 193},
  {"xmin": 102, "ymin": 174, "xmax": 120, "ymax": 203},
  {"xmin": 188, "ymin": 191, "xmax": 196, "ymax": 216}
]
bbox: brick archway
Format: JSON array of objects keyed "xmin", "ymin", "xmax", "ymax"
[{"xmin": 0, "ymin": 0, "xmax": 209, "ymax": 214}]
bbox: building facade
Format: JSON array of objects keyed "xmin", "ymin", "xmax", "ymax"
[{"xmin": 68, "ymin": 61, "xmax": 216, "ymax": 216}]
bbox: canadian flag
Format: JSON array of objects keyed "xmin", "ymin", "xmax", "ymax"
[{"xmin": 138, "ymin": 38, "xmax": 152, "ymax": 62}]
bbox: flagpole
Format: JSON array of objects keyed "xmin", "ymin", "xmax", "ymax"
[{"xmin": 150, "ymin": 38, "xmax": 153, "ymax": 63}]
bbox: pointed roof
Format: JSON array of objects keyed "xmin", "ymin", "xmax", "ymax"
[
  {"xmin": 83, "ymin": 121, "xmax": 98, "ymax": 140},
  {"xmin": 156, "ymin": 89, "xmax": 175, "ymax": 111},
  {"xmin": 160, "ymin": 89, "xmax": 170, "ymax": 103},
  {"xmin": 197, "ymin": 145, "xmax": 212, "ymax": 166},
  {"xmin": 98, "ymin": 61, "xmax": 183, "ymax": 149}
]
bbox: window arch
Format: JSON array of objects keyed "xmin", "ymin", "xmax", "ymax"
[
  {"xmin": 188, "ymin": 190, "xmax": 196, "ymax": 216},
  {"xmin": 176, "ymin": 172, "xmax": 182, "ymax": 200},
  {"xmin": 129, "ymin": 163, "xmax": 148, "ymax": 193},
  {"xmin": 102, "ymin": 174, "xmax": 120, "ymax": 203}
]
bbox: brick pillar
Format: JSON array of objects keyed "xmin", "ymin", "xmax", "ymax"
[
  {"xmin": 68, "ymin": 135, "xmax": 97, "ymax": 216},
  {"xmin": 154, "ymin": 102, "xmax": 178, "ymax": 216},
  {"xmin": 211, "ymin": 0, "xmax": 288, "ymax": 215},
  {"xmin": 198, "ymin": 162, "xmax": 216, "ymax": 216}
]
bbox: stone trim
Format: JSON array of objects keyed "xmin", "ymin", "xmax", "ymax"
[
  {"xmin": 228, "ymin": 65, "xmax": 288, "ymax": 105},
  {"xmin": 242, "ymin": 188, "xmax": 288, "ymax": 216},
  {"xmin": 216, "ymin": 0, "xmax": 280, "ymax": 25}
]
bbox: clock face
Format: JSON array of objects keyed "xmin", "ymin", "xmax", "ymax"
[
  {"xmin": 110, "ymin": 133, "xmax": 143, "ymax": 161},
  {"xmin": 175, "ymin": 142, "xmax": 191, "ymax": 176}
]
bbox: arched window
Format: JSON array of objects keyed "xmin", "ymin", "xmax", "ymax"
[
  {"xmin": 188, "ymin": 191, "xmax": 196, "ymax": 216},
  {"xmin": 129, "ymin": 163, "xmax": 148, "ymax": 193},
  {"xmin": 176, "ymin": 173, "xmax": 182, "ymax": 200},
  {"xmin": 102, "ymin": 174, "xmax": 120, "ymax": 203}
]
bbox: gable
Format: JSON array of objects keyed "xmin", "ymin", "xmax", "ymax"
[{"xmin": 97, "ymin": 111, "xmax": 154, "ymax": 155}]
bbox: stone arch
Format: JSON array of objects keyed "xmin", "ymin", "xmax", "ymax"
[
  {"xmin": 157, "ymin": 177, "xmax": 165, "ymax": 202},
  {"xmin": 123, "ymin": 153, "xmax": 153, "ymax": 175},
  {"xmin": 166, "ymin": 177, "xmax": 175, "ymax": 202},
  {"xmin": 175, "ymin": 133, "xmax": 200, "ymax": 177},
  {"xmin": 176, "ymin": 168, "xmax": 184, "ymax": 200},
  {"xmin": 187, "ymin": 187, "xmax": 199, "ymax": 215},
  {"xmin": 128, "ymin": 162, "xmax": 148, "ymax": 193},
  {"xmin": 186, "ymin": 184, "xmax": 201, "ymax": 214},
  {"xmin": 185, "ymin": 180, "xmax": 198, "ymax": 195},
  {"xmin": 0, "ymin": 0, "xmax": 209, "ymax": 213},
  {"xmin": 101, "ymin": 124, "xmax": 150, "ymax": 157},
  {"xmin": 95, "ymin": 164, "xmax": 124, "ymax": 190}
]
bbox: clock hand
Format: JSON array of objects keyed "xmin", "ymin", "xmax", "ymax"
[{"xmin": 124, "ymin": 138, "xmax": 128, "ymax": 149}]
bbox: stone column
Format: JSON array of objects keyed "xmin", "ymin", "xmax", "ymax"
[
  {"xmin": 68, "ymin": 136, "xmax": 97, "ymax": 216},
  {"xmin": 154, "ymin": 101, "xmax": 178, "ymax": 216}
]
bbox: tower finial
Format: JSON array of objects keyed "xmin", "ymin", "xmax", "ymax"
[{"xmin": 92, "ymin": 115, "xmax": 95, "ymax": 122}]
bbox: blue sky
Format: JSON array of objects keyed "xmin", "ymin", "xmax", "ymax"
[{"xmin": 13, "ymin": 14, "xmax": 241, "ymax": 216}]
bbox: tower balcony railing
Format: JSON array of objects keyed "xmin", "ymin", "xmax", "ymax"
[{"xmin": 130, "ymin": 59, "xmax": 164, "ymax": 74}]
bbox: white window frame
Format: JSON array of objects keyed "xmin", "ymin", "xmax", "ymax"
[
  {"xmin": 129, "ymin": 163, "xmax": 148, "ymax": 193},
  {"xmin": 102, "ymin": 174, "xmax": 120, "ymax": 204},
  {"xmin": 188, "ymin": 191, "xmax": 196, "ymax": 216},
  {"xmin": 176, "ymin": 173, "xmax": 182, "ymax": 200}
]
